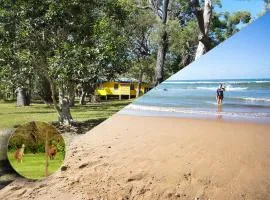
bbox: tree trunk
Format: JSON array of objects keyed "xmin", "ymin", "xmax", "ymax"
[
  {"xmin": 79, "ymin": 83, "xmax": 89, "ymax": 105},
  {"xmin": 154, "ymin": 0, "xmax": 170, "ymax": 86},
  {"xmin": 37, "ymin": 76, "xmax": 53, "ymax": 105},
  {"xmin": 36, "ymin": 52, "xmax": 73, "ymax": 125},
  {"xmin": 16, "ymin": 87, "xmax": 30, "ymax": 106},
  {"xmin": 90, "ymin": 95, "xmax": 100, "ymax": 103},
  {"xmin": 67, "ymin": 82, "xmax": 76, "ymax": 107},
  {"xmin": 155, "ymin": 32, "xmax": 168, "ymax": 86},
  {"xmin": 136, "ymin": 69, "xmax": 143, "ymax": 98},
  {"xmin": 58, "ymin": 86, "xmax": 73, "ymax": 125},
  {"xmin": 12, "ymin": 86, "xmax": 16, "ymax": 100},
  {"xmin": 59, "ymin": 98, "xmax": 73, "ymax": 125},
  {"xmin": 192, "ymin": 0, "xmax": 212, "ymax": 60},
  {"xmin": 46, "ymin": 77, "xmax": 73, "ymax": 125},
  {"xmin": 58, "ymin": 85, "xmax": 64, "ymax": 106},
  {"xmin": 25, "ymin": 90, "xmax": 31, "ymax": 106},
  {"xmin": 79, "ymin": 90, "xmax": 87, "ymax": 105},
  {"xmin": 88, "ymin": 84, "xmax": 99, "ymax": 103}
]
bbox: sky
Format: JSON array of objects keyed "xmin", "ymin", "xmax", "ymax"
[
  {"xmin": 216, "ymin": 0, "xmax": 265, "ymax": 19},
  {"xmin": 169, "ymin": 12, "xmax": 270, "ymax": 80}
]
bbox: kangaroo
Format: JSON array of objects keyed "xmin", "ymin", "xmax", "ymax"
[
  {"xmin": 14, "ymin": 144, "xmax": 25, "ymax": 163},
  {"xmin": 48, "ymin": 144, "xmax": 57, "ymax": 160}
]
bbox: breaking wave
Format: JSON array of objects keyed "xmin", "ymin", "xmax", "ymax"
[
  {"xmin": 241, "ymin": 97, "xmax": 270, "ymax": 102},
  {"xmin": 124, "ymin": 104, "xmax": 270, "ymax": 119},
  {"xmin": 196, "ymin": 86, "xmax": 247, "ymax": 91}
]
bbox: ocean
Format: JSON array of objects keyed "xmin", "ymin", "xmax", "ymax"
[{"xmin": 120, "ymin": 79, "xmax": 270, "ymax": 123}]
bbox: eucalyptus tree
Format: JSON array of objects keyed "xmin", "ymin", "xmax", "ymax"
[
  {"xmin": 136, "ymin": 0, "xmax": 173, "ymax": 85},
  {"xmin": 211, "ymin": 11, "xmax": 251, "ymax": 43},
  {"xmin": 187, "ymin": 0, "xmax": 251, "ymax": 60},
  {"xmin": 152, "ymin": 0, "xmax": 170, "ymax": 86},
  {"xmin": 189, "ymin": 0, "xmax": 213, "ymax": 59}
]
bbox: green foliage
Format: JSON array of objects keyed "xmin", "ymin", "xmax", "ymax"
[
  {"xmin": 124, "ymin": 6, "xmax": 157, "ymax": 82},
  {"xmin": 0, "ymin": 0, "xmax": 132, "ymax": 106},
  {"xmin": 0, "ymin": 0, "xmax": 263, "ymax": 101},
  {"xmin": 161, "ymin": 1, "xmax": 252, "ymax": 77},
  {"xmin": 212, "ymin": 11, "xmax": 251, "ymax": 43}
]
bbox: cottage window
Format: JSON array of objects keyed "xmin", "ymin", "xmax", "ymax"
[
  {"xmin": 114, "ymin": 84, "xmax": 119, "ymax": 90},
  {"xmin": 130, "ymin": 84, "xmax": 134, "ymax": 90}
]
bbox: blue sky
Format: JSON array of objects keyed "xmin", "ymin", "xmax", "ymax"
[
  {"xmin": 216, "ymin": 0, "xmax": 265, "ymax": 18},
  {"xmin": 169, "ymin": 12, "xmax": 270, "ymax": 80}
]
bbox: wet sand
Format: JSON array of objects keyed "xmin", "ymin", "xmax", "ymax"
[{"xmin": 0, "ymin": 114, "xmax": 270, "ymax": 200}]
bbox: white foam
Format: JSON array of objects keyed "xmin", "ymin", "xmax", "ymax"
[
  {"xmin": 224, "ymin": 85, "xmax": 248, "ymax": 91},
  {"xmin": 196, "ymin": 86, "xmax": 247, "ymax": 91},
  {"xmin": 164, "ymin": 80, "xmax": 270, "ymax": 84},
  {"xmin": 242, "ymin": 97, "xmax": 270, "ymax": 102},
  {"xmin": 255, "ymin": 81, "xmax": 270, "ymax": 83},
  {"xmin": 196, "ymin": 87, "xmax": 218, "ymax": 91},
  {"xmin": 124, "ymin": 104, "xmax": 269, "ymax": 119},
  {"xmin": 164, "ymin": 81, "xmax": 219, "ymax": 84},
  {"xmin": 205, "ymin": 101, "xmax": 218, "ymax": 105}
]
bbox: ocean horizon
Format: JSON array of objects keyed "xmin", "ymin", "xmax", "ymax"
[{"xmin": 120, "ymin": 78, "xmax": 270, "ymax": 123}]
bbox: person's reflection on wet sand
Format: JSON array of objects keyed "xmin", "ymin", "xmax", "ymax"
[{"xmin": 217, "ymin": 105, "xmax": 223, "ymax": 121}]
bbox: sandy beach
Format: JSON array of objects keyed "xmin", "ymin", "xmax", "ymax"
[{"xmin": 0, "ymin": 114, "xmax": 270, "ymax": 200}]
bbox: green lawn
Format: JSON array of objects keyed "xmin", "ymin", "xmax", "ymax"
[
  {"xmin": 0, "ymin": 100, "xmax": 132, "ymax": 129},
  {"xmin": 7, "ymin": 152, "xmax": 65, "ymax": 180}
]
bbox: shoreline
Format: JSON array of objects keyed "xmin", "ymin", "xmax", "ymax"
[
  {"xmin": 120, "ymin": 103, "xmax": 270, "ymax": 124},
  {"xmin": 0, "ymin": 114, "xmax": 270, "ymax": 199},
  {"xmin": 119, "ymin": 112, "xmax": 270, "ymax": 125}
]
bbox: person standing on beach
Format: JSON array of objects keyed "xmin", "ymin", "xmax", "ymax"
[{"xmin": 216, "ymin": 83, "xmax": 225, "ymax": 105}]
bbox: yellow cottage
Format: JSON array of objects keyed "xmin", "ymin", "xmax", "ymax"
[{"xmin": 95, "ymin": 79, "xmax": 152, "ymax": 100}]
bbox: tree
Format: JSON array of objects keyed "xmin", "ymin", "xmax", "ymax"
[
  {"xmin": 211, "ymin": 11, "xmax": 251, "ymax": 43},
  {"xmin": 154, "ymin": 0, "xmax": 170, "ymax": 85},
  {"xmin": 0, "ymin": 0, "xmax": 132, "ymax": 124},
  {"xmin": 0, "ymin": 0, "xmax": 257, "ymax": 119},
  {"xmin": 190, "ymin": 0, "xmax": 213, "ymax": 60},
  {"xmin": 0, "ymin": 0, "xmax": 34, "ymax": 106},
  {"xmin": 35, "ymin": 75, "xmax": 54, "ymax": 105},
  {"xmin": 125, "ymin": 4, "xmax": 156, "ymax": 96}
]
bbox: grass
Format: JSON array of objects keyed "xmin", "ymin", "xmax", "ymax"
[
  {"xmin": 7, "ymin": 152, "xmax": 65, "ymax": 180},
  {"xmin": 0, "ymin": 99, "xmax": 132, "ymax": 129}
]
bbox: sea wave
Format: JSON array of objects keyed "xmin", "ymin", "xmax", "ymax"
[
  {"xmin": 196, "ymin": 86, "xmax": 247, "ymax": 91},
  {"xmin": 255, "ymin": 81, "xmax": 270, "ymax": 83},
  {"xmin": 241, "ymin": 97, "xmax": 270, "ymax": 102},
  {"xmin": 155, "ymin": 86, "xmax": 248, "ymax": 91},
  {"xmin": 164, "ymin": 80, "xmax": 270, "ymax": 84},
  {"xmin": 124, "ymin": 104, "xmax": 270, "ymax": 119},
  {"xmin": 164, "ymin": 81, "xmax": 220, "ymax": 84}
]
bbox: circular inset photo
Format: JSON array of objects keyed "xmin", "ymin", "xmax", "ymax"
[{"xmin": 7, "ymin": 121, "xmax": 65, "ymax": 180}]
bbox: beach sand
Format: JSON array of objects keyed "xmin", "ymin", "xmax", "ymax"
[{"xmin": 0, "ymin": 114, "xmax": 270, "ymax": 200}]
